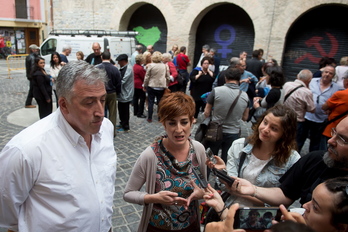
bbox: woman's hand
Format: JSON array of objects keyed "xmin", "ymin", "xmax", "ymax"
[
  {"xmin": 186, "ymin": 180, "xmax": 205, "ymax": 208},
  {"xmin": 278, "ymin": 204, "xmax": 306, "ymax": 225},
  {"xmin": 253, "ymin": 97, "xmax": 262, "ymax": 108},
  {"xmin": 203, "ymin": 184, "xmax": 224, "ymax": 211},
  {"xmin": 195, "ymin": 71, "xmax": 202, "ymax": 79},
  {"xmin": 205, "ymin": 203, "xmax": 246, "ymax": 232},
  {"xmin": 146, "ymin": 191, "xmax": 188, "ymax": 206},
  {"xmin": 208, "ymin": 69, "xmax": 213, "ymax": 77},
  {"xmin": 46, "ymin": 99, "xmax": 51, "ymax": 103},
  {"xmin": 206, "ymin": 155, "xmax": 226, "ymax": 170}
]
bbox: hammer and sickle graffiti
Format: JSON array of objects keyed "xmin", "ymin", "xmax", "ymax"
[{"xmin": 294, "ymin": 32, "xmax": 338, "ymax": 64}]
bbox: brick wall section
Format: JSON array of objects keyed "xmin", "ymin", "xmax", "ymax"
[{"xmin": 52, "ymin": 0, "xmax": 348, "ymax": 64}]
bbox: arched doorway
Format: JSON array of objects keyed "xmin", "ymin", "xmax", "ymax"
[
  {"xmin": 127, "ymin": 4, "xmax": 168, "ymax": 53},
  {"xmin": 194, "ymin": 4, "xmax": 255, "ymax": 67},
  {"xmin": 282, "ymin": 4, "xmax": 348, "ymax": 80}
]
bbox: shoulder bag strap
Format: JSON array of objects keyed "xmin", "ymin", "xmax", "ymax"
[
  {"xmin": 222, "ymin": 90, "xmax": 242, "ymax": 123},
  {"xmin": 284, "ymin": 85, "xmax": 304, "ymax": 102},
  {"xmin": 237, "ymin": 138, "xmax": 249, "ymax": 177},
  {"xmin": 327, "ymin": 110, "xmax": 348, "ymax": 124}
]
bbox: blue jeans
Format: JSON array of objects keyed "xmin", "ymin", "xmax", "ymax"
[{"xmin": 206, "ymin": 133, "xmax": 240, "ymax": 163}]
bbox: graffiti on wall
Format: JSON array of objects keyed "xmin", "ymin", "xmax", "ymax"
[
  {"xmin": 194, "ymin": 4, "xmax": 254, "ymax": 66},
  {"xmin": 214, "ymin": 24, "xmax": 236, "ymax": 59},
  {"xmin": 127, "ymin": 5, "xmax": 167, "ymax": 53},
  {"xmin": 132, "ymin": 26, "xmax": 161, "ymax": 48},
  {"xmin": 294, "ymin": 32, "xmax": 338, "ymax": 64}
]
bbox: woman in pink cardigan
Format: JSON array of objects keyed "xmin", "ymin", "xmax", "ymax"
[{"xmin": 124, "ymin": 92, "xmax": 207, "ymax": 232}]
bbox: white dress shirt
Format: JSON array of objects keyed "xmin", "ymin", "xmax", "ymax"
[{"xmin": 0, "ymin": 109, "xmax": 117, "ymax": 232}]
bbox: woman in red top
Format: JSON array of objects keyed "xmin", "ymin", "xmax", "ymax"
[
  {"xmin": 163, "ymin": 53, "xmax": 178, "ymax": 92},
  {"xmin": 133, "ymin": 54, "xmax": 147, "ymax": 118}
]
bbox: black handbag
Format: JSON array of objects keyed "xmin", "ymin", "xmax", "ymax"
[
  {"xmin": 205, "ymin": 121, "xmax": 223, "ymax": 142},
  {"xmin": 177, "ymin": 71, "xmax": 185, "ymax": 85},
  {"xmin": 204, "ymin": 90, "xmax": 242, "ymax": 142}
]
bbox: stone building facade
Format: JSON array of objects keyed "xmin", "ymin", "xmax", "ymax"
[{"xmin": 50, "ymin": 0, "xmax": 348, "ymax": 78}]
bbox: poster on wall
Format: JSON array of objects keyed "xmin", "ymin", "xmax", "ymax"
[{"xmin": 127, "ymin": 4, "xmax": 167, "ymax": 53}]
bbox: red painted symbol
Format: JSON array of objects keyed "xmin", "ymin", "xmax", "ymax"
[{"xmin": 294, "ymin": 32, "xmax": 338, "ymax": 64}]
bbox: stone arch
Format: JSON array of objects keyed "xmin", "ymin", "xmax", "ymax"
[
  {"xmin": 187, "ymin": 3, "xmax": 255, "ymax": 66},
  {"xmin": 177, "ymin": 1, "xmax": 267, "ymax": 65},
  {"xmin": 281, "ymin": 3, "xmax": 348, "ymax": 80}
]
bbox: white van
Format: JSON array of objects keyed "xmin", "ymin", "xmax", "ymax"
[{"xmin": 40, "ymin": 30, "xmax": 137, "ymax": 70}]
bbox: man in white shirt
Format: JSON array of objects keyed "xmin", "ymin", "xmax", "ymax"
[
  {"xmin": 0, "ymin": 61, "xmax": 117, "ymax": 232},
  {"xmin": 130, "ymin": 44, "xmax": 143, "ymax": 66}
]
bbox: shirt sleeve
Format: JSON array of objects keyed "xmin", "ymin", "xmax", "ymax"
[
  {"xmin": 0, "ymin": 146, "xmax": 38, "ymax": 229},
  {"xmin": 263, "ymin": 88, "xmax": 281, "ymax": 109},
  {"xmin": 206, "ymin": 89, "xmax": 216, "ymax": 105},
  {"xmin": 279, "ymin": 151, "xmax": 323, "ymax": 202},
  {"xmin": 326, "ymin": 91, "xmax": 341, "ymax": 108}
]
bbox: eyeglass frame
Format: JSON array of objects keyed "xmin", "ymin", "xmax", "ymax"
[{"xmin": 331, "ymin": 127, "xmax": 348, "ymax": 146}]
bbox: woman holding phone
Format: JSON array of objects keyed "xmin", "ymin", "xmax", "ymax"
[{"xmin": 207, "ymin": 105, "xmax": 300, "ymax": 206}]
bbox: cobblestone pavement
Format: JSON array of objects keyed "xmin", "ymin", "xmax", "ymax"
[{"xmin": 0, "ymin": 60, "xmax": 307, "ymax": 232}]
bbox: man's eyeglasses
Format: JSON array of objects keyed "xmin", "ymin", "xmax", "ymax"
[{"xmin": 331, "ymin": 128, "xmax": 348, "ymax": 146}]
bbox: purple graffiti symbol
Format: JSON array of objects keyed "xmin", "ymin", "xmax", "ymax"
[{"xmin": 214, "ymin": 24, "xmax": 235, "ymax": 58}]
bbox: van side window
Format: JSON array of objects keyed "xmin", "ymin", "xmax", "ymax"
[{"xmin": 41, "ymin": 39, "xmax": 57, "ymax": 56}]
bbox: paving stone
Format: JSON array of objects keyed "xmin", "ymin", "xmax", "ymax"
[{"xmin": 0, "ymin": 60, "xmax": 308, "ymax": 231}]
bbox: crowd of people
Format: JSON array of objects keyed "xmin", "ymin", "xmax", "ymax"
[{"xmin": 0, "ymin": 41, "xmax": 347, "ymax": 232}]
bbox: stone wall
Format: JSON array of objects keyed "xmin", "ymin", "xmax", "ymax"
[{"xmin": 51, "ymin": 0, "xmax": 348, "ymax": 63}]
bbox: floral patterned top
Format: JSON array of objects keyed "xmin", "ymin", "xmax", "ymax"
[{"xmin": 148, "ymin": 136, "xmax": 201, "ymax": 230}]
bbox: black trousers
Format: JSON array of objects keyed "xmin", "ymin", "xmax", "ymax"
[
  {"xmin": 118, "ymin": 101, "xmax": 131, "ymax": 130},
  {"xmin": 35, "ymin": 98, "xmax": 52, "ymax": 119},
  {"xmin": 25, "ymin": 79, "xmax": 34, "ymax": 106},
  {"xmin": 133, "ymin": 88, "xmax": 146, "ymax": 116}
]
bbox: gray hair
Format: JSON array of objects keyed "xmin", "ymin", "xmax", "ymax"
[
  {"xmin": 210, "ymin": 48, "xmax": 216, "ymax": 54},
  {"xmin": 56, "ymin": 60, "xmax": 107, "ymax": 102},
  {"xmin": 135, "ymin": 54, "xmax": 144, "ymax": 64},
  {"xmin": 62, "ymin": 44, "xmax": 72, "ymax": 52},
  {"xmin": 162, "ymin": 53, "xmax": 172, "ymax": 61},
  {"xmin": 229, "ymin": 57, "xmax": 241, "ymax": 67},
  {"xmin": 343, "ymin": 70, "xmax": 348, "ymax": 79},
  {"xmin": 135, "ymin": 45, "xmax": 143, "ymax": 52},
  {"xmin": 202, "ymin": 44, "xmax": 210, "ymax": 51},
  {"xmin": 297, "ymin": 69, "xmax": 313, "ymax": 81}
]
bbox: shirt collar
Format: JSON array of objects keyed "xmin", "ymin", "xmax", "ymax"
[{"xmin": 294, "ymin": 79, "xmax": 307, "ymax": 87}]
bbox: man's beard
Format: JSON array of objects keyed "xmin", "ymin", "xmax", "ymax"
[{"xmin": 323, "ymin": 146, "xmax": 348, "ymax": 169}]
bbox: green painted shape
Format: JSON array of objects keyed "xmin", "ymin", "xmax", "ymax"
[{"xmin": 133, "ymin": 26, "xmax": 161, "ymax": 46}]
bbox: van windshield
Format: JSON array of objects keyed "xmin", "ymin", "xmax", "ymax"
[{"xmin": 41, "ymin": 38, "xmax": 57, "ymax": 56}]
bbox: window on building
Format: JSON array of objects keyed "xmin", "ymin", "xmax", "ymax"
[{"xmin": 15, "ymin": 0, "xmax": 28, "ymax": 19}]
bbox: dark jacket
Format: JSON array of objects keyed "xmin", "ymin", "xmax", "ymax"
[
  {"xmin": 32, "ymin": 70, "xmax": 52, "ymax": 101},
  {"xmin": 246, "ymin": 58, "xmax": 263, "ymax": 78},
  {"xmin": 97, "ymin": 62, "xmax": 122, "ymax": 94},
  {"xmin": 25, "ymin": 53, "xmax": 39, "ymax": 80}
]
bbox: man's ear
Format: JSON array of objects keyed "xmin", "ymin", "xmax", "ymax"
[{"xmin": 58, "ymin": 97, "xmax": 69, "ymax": 114}]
